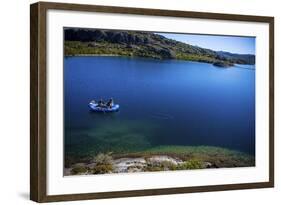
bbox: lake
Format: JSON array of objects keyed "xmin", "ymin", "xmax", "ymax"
[{"xmin": 64, "ymin": 56, "xmax": 255, "ymax": 159}]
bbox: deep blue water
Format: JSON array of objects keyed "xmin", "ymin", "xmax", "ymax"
[{"xmin": 64, "ymin": 56, "xmax": 255, "ymax": 157}]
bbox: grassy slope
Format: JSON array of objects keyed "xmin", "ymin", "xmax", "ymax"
[{"xmin": 65, "ymin": 41, "xmax": 222, "ymax": 64}]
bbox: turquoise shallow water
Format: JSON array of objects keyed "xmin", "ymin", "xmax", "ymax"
[{"xmin": 64, "ymin": 56, "xmax": 255, "ymax": 158}]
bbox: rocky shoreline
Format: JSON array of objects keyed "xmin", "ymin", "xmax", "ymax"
[
  {"xmin": 64, "ymin": 145, "xmax": 255, "ymax": 176},
  {"xmin": 65, "ymin": 154, "xmax": 225, "ymax": 176}
]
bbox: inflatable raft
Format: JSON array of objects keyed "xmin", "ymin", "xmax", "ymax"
[{"xmin": 89, "ymin": 101, "xmax": 119, "ymax": 112}]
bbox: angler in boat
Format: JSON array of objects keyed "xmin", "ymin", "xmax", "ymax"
[{"xmin": 89, "ymin": 98, "xmax": 119, "ymax": 112}]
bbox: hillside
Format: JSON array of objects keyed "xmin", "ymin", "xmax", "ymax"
[{"xmin": 64, "ymin": 28, "xmax": 255, "ymax": 67}]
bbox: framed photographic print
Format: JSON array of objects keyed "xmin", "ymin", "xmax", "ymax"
[{"xmin": 30, "ymin": 1, "xmax": 274, "ymax": 202}]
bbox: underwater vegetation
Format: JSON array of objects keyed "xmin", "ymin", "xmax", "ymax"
[
  {"xmin": 64, "ymin": 120, "xmax": 155, "ymax": 167},
  {"xmin": 64, "ymin": 119, "xmax": 255, "ymax": 175}
]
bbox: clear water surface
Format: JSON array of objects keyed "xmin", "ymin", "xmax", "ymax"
[{"xmin": 64, "ymin": 56, "xmax": 255, "ymax": 158}]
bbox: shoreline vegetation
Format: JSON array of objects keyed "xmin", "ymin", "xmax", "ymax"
[
  {"xmin": 64, "ymin": 28, "xmax": 255, "ymax": 68},
  {"xmin": 64, "ymin": 145, "xmax": 255, "ymax": 176}
]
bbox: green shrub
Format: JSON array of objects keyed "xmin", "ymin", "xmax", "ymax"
[
  {"xmin": 144, "ymin": 166, "xmax": 164, "ymax": 172},
  {"xmin": 91, "ymin": 153, "xmax": 114, "ymax": 174},
  {"xmin": 144, "ymin": 159, "xmax": 177, "ymax": 172},
  {"xmin": 91, "ymin": 164, "xmax": 113, "ymax": 174},
  {"xmin": 70, "ymin": 165, "xmax": 88, "ymax": 175},
  {"xmin": 176, "ymin": 159, "xmax": 204, "ymax": 170},
  {"xmin": 94, "ymin": 153, "xmax": 113, "ymax": 165},
  {"xmin": 159, "ymin": 160, "xmax": 177, "ymax": 170}
]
